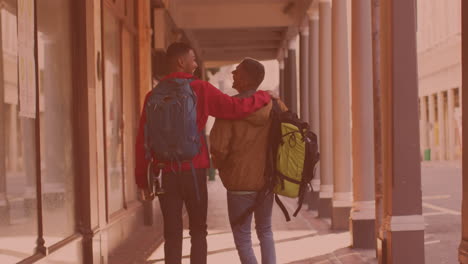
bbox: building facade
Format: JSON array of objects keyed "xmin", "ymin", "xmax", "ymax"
[
  {"xmin": 418, "ymin": 0, "xmax": 462, "ymax": 161},
  {"xmin": 0, "ymin": 0, "xmax": 428, "ymax": 263}
]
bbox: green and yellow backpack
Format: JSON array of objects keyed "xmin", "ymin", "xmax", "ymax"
[{"xmin": 266, "ymin": 100, "xmax": 320, "ymax": 220}]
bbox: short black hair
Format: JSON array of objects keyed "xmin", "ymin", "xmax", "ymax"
[
  {"xmin": 240, "ymin": 58, "xmax": 265, "ymax": 88},
  {"xmin": 166, "ymin": 42, "xmax": 193, "ymax": 61}
]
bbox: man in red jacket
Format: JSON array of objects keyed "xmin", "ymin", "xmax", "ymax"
[{"xmin": 135, "ymin": 42, "xmax": 271, "ymax": 264}]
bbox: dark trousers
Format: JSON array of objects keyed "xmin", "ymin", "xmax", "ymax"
[{"xmin": 158, "ymin": 169, "xmax": 208, "ymax": 264}]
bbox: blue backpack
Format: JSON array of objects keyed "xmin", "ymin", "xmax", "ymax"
[{"xmin": 144, "ymin": 78, "xmax": 201, "ymax": 198}]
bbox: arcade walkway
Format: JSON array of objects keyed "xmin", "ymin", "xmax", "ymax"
[
  {"xmin": 0, "ymin": 0, "xmax": 444, "ymax": 263},
  {"xmin": 111, "ymin": 179, "xmax": 377, "ymax": 264}
]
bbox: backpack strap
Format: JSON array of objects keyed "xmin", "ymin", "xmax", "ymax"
[
  {"xmin": 188, "ymin": 86, "xmax": 200, "ymax": 203},
  {"xmin": 293, "ymin": 188, "xmax": 306, "ymax": 217},
  {"xmin": 274, "ymin": 194, "xmax": 291, "ymax": 221},
  {"xmin": 271, "ymin": 99, "xmax": 281, "ymax": 114},
  {"xmin": 143, "ymin": 92, "xmax": 155, "ymax": 161},
  {"xmin": 293, "ymin": 131, "xmax": 314, "ymax": 217}
]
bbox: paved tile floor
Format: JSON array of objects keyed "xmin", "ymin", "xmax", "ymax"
[{"xmin": 143, "ymin": 179, "xmax": 376, "ymax": 264}]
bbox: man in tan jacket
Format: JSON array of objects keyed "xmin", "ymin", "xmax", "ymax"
[{"xmin": 210, "ymin": 58, "xmax": 287, "ymax": 264}]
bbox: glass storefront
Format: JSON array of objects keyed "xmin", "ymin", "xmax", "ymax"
[
  {"xmin": 0, "ymin": 3, "xmax": 39, "ymax": 262},
  {"xmin": 122, "ymin": 28, "xmax": 138, "ymax": 203},
  {"xmin": 0, "ymin": 0, "xmax": 140, "ymax": 261},
  {"xmin": 37, "ymin": 0, "xmax": 76, "ymax": 245},
  {"xmin": 103, "ymin": 9, "xmax": 124, "ymax": 214}
]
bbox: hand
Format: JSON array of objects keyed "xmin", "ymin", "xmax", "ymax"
[{"xmin": 139, "ymin": 188, "xmax": 155, "ymax": 201}]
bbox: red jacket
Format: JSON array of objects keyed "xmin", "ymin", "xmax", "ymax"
[{"xmin": 135, "ymin": 72, "xmax": 271, "ymax": 189}]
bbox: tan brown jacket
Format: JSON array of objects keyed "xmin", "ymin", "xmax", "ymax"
[{"xmin": 210, "ymin": 92, "xmax": 287, "ymax": 191}]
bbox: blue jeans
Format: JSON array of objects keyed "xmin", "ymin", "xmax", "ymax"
[{"xmin": 227, "ymin": 192, "xmax": 276, "ymax": 264}]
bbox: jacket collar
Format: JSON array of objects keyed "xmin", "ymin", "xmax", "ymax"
[
  {"xmin": 235, "ymin": 89, "xmax": 256, "ymax": 98},
  {"xmin": 161, "ymin": 72, "xmax": 198, "ymax": 81}
]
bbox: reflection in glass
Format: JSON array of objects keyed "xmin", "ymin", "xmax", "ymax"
[
  {"xmin": 104, "ymin": 10, "xmax": 124, "ymax": 214},
  {"xmin": 36, "ymin": 0, "xmax": 76, "ymax": 246},
  {"xmin": 122, "ymin": 29, "xmax": 138, "ymax": 203},
  {"xmin": 0, "ymin": 5, "xmax": 39, "ymax": 263}
]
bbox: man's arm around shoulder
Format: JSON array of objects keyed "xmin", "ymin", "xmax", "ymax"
[{"xmin": 194, "ymin": 80, "xmax": 271, "ymax": 119}]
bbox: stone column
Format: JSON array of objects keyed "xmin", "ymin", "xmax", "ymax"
[
  {"xmin": 420, "ymin": 96, "xmax": 429, "ymax": 160},
  {"xmin": 460, "ymin": 3, "xmax": 468, "ymax": 262},
  {"xmin": 299, "ymin": 23, "xmax": 313, "ymax": 210},
  {"xmin": 448, "ymin": 89, "xmax": 455, "ymax": 160},
  {"xmin": 307, "ymin": 8, "xmax": 320, "ymax": 210},
  {"xmin": 0, "ymin": 12, "xmax": 6, "ymax": 211},
  {"xmin": 350, "ymin": 0, "xmax": 376, "ymax": 248},
  {"xmin": 300, "ymin": 26, "xmax": 309, "ymax": 121},
  {"xmin": 8, "ymin": 104, "xmax": 18, "ymax": 172},
  {"xmin": 318, "ymin": 0, "xmax": 333, "ymax": 218},
  {"xmin": 437, "ymin": 92, "xmax": 446, "ymax": 160},
  {"xmin": 287, "ymin": 39, "xmax": 298, "ymax": 113},
  {"xmin": 331, "ymin": 0, "xmax": 352, "ymax": 230},
  {"xmin": 379, "ymin": 0, "xmax": 425, "ymax": 262},
  {"xmin": 428, "ymin": 94, "xmax": 436, "ymax": 160},
  {"xmin": 279, "ymin": 59, "xmax": 285, "ymax": 100},
  {"xmin": 283, "ymin": 48, "xmax": 291, "ymax": 109},
  {"xmin": 200, "ymin": 62, "xmax": 207, "ymax": 81},
  {"xmin": 309, "ymin": 9, "xmax": 320, "ymax": 147},
  {"xmin": 372, "ymin": 0, "xmax": 385, "ymax": 254}
]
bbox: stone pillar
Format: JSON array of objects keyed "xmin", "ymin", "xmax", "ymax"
[
  {"xmin": 279, "ymin": 59, "xmax": 285, "ymax": 100},
  {"xmin": 199, "ymin": 61, "xmax": 207, "ymax": 81},
  {"xmin": 379, "ymin": 0, "xmax": 425, "ymax": 262},
  {"xmin": 318, "ymin": 0, "xmax": 333, "ymax": 218},
  {"xmin": 331, "ymin": 0, "xmax": 352, "ymax": 230},
  {"xmin": 283, "ymin": 48, "xmax": 291, "ymax": 109},
  {"xmin": 8, "ymin": 104, "xmax": 18, "ymax": 172},
  {"xmin": 420, "ymin": 96, "xmax": 429, "ymax": 160},
  {"xmin": 300, "ymin": 26, "xmax": 309, "ymax": 121},
  {"xmin": 428, "ymin": 94, "xmax": 436, "ymax": 160},
  {"xmin": 350, "ymin": 0, "xmax": 376, "ymax": 248},
  {"xmin": 0, "ymin": 12, "xmax": 6, "ymax": 210},
  {"xmin": 307, "ymin": 8, "xmax": 320, "ymax": 211},
  {"xmin": 437, "ymin": 92, "xmax": 446, "ymax": 160},
  {"xmin": 287, "ymin": 40, "xmax": 298, "ymax": 113},
  {"xmin": 459, "ymin": 1, "xmax": 468, "ymax": 261},
  {"xmin": 448, "ymin": 89, "xmax": 455, "ymax": 160},
  {"xmin": 372, "ymin": 0, "xmax": 386, "ymax": 255}
]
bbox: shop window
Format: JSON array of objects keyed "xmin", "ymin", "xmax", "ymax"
[
  {"xmin": 122, "ymin": 29, "xmax": 138, "ymax": 203},
  {"xmin": 103, "ymin": 9, "xmax": 124, "ymax": 214},
  {"xmin": 36, "ymin": 0, "xmax": 76, "ymax": 245},
  {"xmin": 0, "ymin": 4, "xmax": 38, "ymax": 262}
]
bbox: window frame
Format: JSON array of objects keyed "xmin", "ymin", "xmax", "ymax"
[{"xmin": 102, "ymin": 0, "xmax": 138, "ymax": 221}]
